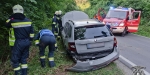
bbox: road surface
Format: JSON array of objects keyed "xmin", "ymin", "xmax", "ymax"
[{"xmin": 116, "ymin": 33, "xmax": 150, "ymax": 73}]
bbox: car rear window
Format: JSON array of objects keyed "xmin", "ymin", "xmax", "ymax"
[{"xmin": 74, "ymin": 25, "xmax": 112, "ymax": 40}]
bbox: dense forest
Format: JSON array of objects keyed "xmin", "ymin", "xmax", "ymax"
[
  {"xmin": 0, "ymin": 0, "xmax": 78, "ymax": 62},
  {"xmin": 1, "ymin": 0, "xmax": 150, "ymax": 69}
]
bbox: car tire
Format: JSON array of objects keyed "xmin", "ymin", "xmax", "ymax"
[{"xmin": 121, "ymin": 27, "xmax": 127, "ymax": 37}]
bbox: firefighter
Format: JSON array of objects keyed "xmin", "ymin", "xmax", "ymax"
[
  {"xmin": 94, "ymin": 8, "xmax": 106, "ymax": 21},
  {"xmin": 34, "ymin": 28, "xmax": 56, "ymax": 68},
  {"xmin": 5, "ymin": 4, "xmax": 34, "ymax": 75},
  {"xmin": 57, "ymin": 10, "xmax": 63, "ymax": 39},
  {"xmin": 52, "ymin": 11, "xmax": 59, "ymax": 50}
]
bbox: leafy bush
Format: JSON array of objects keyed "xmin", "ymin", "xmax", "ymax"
[{"xmin": 0, "ymin": 0, "xmax": 78, "ymax": 62}]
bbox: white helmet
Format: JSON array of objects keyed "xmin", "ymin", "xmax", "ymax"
[
  {"xmin": 12, "ymin": 4, "xmax": 24, "ymax": 14},
  {"xmin": 55, "ymin": 11, "xmax": 59, "ymax": 15},
  {"xmin": 58, "ymin": 10, "xmax": 62, "ymax": 15}
]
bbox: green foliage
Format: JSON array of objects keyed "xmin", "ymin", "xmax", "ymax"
[{"xmin": 0, "ymin": 0, "xmax": 77, "ymax": 61}]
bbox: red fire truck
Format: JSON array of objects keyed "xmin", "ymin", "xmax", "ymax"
[{"xmin": 103, "ymin": 6, "xmax": 141, "ymax": 36}]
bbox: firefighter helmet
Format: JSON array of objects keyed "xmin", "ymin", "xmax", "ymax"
[
  {"xmin": 58, "ymin": 10, "xmax": 62, "ymax": 15},
  {"xmin": 55, "ymin": 11, "xmax": 59, "ymax": 15},
  {"xmin": 12, "ymin": 4, "xmax": 24, "ymax": 14}
]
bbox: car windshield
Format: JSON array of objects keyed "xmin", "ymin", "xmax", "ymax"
[
  {"xmin": 74, "ymin": 25, "xmax": 112, "ymax": 40},
  {"xmin": 106, "ymin": 10, "xmax": 127, "ymax": 19}
]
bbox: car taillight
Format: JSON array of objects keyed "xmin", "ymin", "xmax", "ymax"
[
  {"xmin": 68, "ymin": 42, "xmax": 76, "ymax": 51},
  {"xmin": 114, "ymin": 37, "xmax": 117, "ymax": 47}
]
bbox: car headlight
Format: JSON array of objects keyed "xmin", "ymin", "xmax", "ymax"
[{"xmin": 119, "ymin": 23, "xmax": 124, "ymax": 26}]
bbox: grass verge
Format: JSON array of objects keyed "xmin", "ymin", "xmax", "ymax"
[
  {"xmin": 1, "ymin": 39, "xmax": 123, "ymax": 75},
  {"xmin": 134, "ymin": 25, "xmax": 150, "ymax": 38}
]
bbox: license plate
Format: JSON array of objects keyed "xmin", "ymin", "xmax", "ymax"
[{"xmin": 87, "ymin": 43, "xmax": 105, "ymax": 49}]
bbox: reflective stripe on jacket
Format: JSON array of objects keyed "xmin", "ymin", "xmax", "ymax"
[{"xmin": 9, "ymin": 28, "xmax": 15, "ymax": 46}]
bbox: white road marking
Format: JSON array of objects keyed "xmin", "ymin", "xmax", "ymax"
[{"xmin": 119, "ymin": 55, "xmax": 150, "ymax": 75}]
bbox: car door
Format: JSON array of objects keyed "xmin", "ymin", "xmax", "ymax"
[
  {"xmin": 65, "ymin": 23, "xmax": 72, "ymax": 49},
  {"xmin": 127, "ymin": 11, "xmax": 141, "ymax": 32},
  {"xmin": 61, "ymin": 22, "xmax": 69, "ymax": 47}
]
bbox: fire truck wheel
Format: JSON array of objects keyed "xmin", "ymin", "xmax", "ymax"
[{"xmin": 121, "ymin": 27, "xmax": 127, "ymax": 37}]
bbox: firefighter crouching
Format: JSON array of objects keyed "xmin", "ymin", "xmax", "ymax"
[
  {"xmin": 52, "ymin": 11, "xmax": 59, "ymax": 50},
  {"xmin": 34, "ymin": 28, "xmax": 56, "ymax": 68},
  {"xmin": 5, "ymin": 4, "xmax": 34, "ymax": 75}
]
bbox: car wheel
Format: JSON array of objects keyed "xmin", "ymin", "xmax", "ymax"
[{"xmin": 121, "ymin": 27, "xmax": 127, "ymax": 37}]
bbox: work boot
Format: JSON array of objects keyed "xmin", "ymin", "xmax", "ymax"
[
  {"xmin": 14, "ymin": 70, "xmax": 21, "ymax": 75},
  {"xmin": 49, "ymin": 61, "xmax": 55, "ymax": 67},
  {"xmin": 21, "ymin": 68, "xmax": 27, "ymax": 75},
  {"xmin": 40, "ymin": 59, "xmax": 45, "ymax": 68}
]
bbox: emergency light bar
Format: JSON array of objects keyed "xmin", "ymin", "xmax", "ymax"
[
  {"xmin": 110, "ymin": 6, "xmax": 129, "ymax": 10},
  {"xmin": 122, "ymin": 8, "xmax": 128, "ymax": 10}
]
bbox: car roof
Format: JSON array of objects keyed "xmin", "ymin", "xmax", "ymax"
[{"xmin": 71, "ymin": 19, "xmax": 104, "ymax": 27}]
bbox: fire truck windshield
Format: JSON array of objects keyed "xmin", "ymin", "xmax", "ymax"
[{"xmin": 106, "ymin": 10, "xmax": 127, "ymax": 19}]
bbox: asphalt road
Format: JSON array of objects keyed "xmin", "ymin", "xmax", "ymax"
[{"xmin": 115, "ymin": 33, "xmax": 150, "ymax": 73}]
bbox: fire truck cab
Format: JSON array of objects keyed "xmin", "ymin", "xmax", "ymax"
[{"xmin": 103, "ymin": 6, "xmax": 141, "ymax": 36}]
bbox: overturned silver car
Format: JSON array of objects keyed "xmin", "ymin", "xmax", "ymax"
[{"xmin": 61, "ymin": 11, "xmax": 119, "ymax": 72}]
